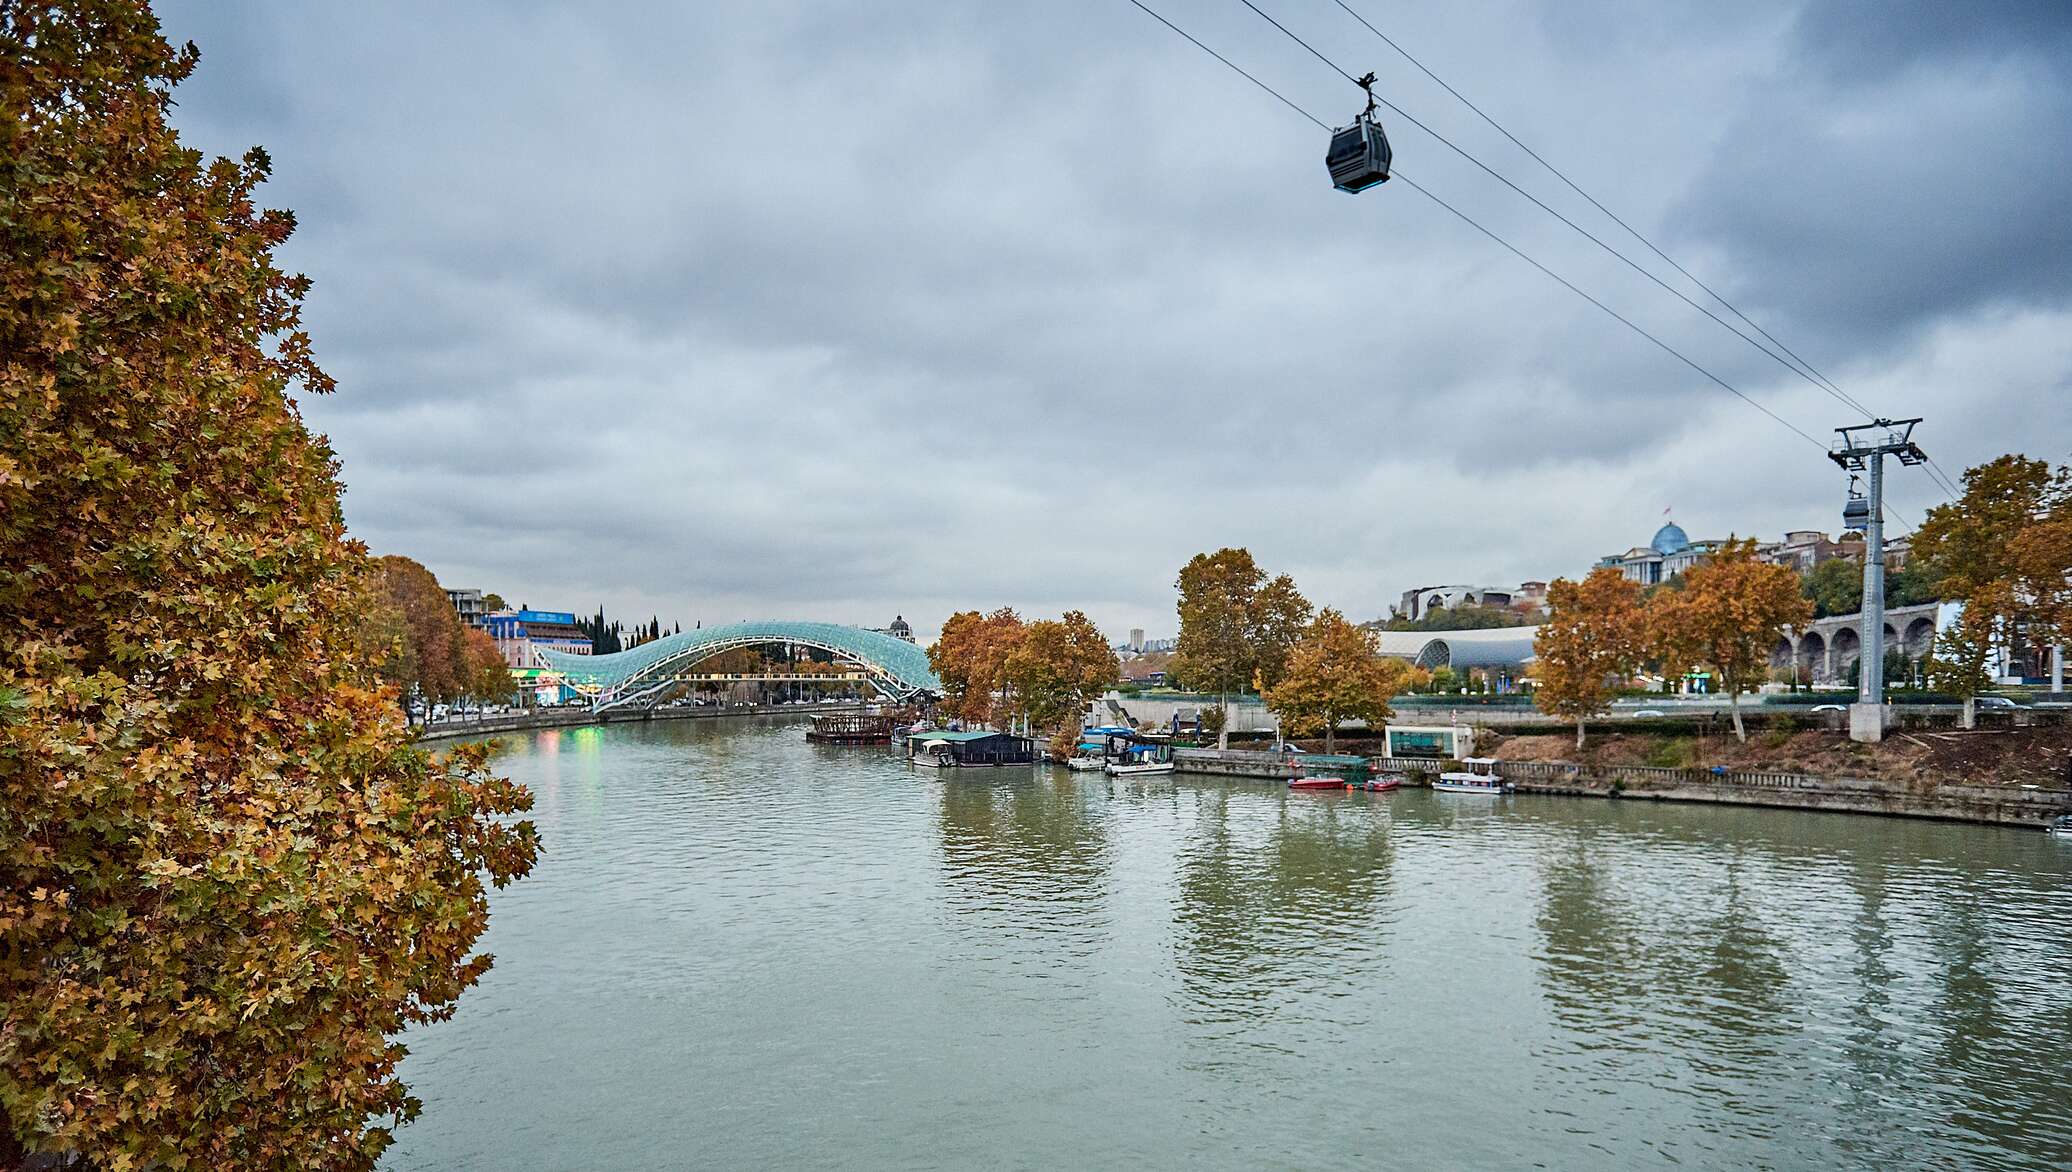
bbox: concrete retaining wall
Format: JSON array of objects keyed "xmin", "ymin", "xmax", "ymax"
[{"xmin": 1172, "ymin": 748, "xmax": 1302, "ymax": 780}]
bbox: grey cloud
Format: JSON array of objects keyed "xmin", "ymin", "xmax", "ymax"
[{"xmin": 1671, "ymin": 1, "xmax": 2072, "ymax": 355}]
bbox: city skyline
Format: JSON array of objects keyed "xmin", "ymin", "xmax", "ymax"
[{"xmin": 156, "ymin": 0, "xmax": 2072, "ymax": 640}]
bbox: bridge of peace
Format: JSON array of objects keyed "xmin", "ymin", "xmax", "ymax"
[
  {"xmin": 533, "ymin": 606, "xmax": 1941, "ymax": 712},
  {"xmin": 541, "ymin": 620, "xmax": 943, "ymax": 712}
]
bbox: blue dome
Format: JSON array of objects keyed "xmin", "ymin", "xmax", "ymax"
[{"xmin": 1650, "ymin": 522, "xmax": 1690, "ymax": 555}]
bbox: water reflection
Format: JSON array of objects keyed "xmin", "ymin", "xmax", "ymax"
[
  {"xmin": 936, "ymin": 770, "xmax": 1111, "ymax": 903},
  {"xmin": 1170, "ymin": 792, "xmax": 1395, "ymax": 1031}
]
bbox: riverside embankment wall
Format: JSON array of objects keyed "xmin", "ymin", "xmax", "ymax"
[
  {"xmin": 414, "ymin": 700, "xmax": 864, "ymax": 744},
  {"xmin": 1171, "ymin": 749, "xmax": 2072, "ymax": 828}
]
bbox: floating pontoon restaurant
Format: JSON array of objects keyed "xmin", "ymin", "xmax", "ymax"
[{"xmin": 806, "ymin": 712, "xmax": 895, "ymax": 744}]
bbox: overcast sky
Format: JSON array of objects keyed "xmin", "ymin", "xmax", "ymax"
[{"xmin": 155, "ymin": 0, "xmax": 2072, "ymax": 642}]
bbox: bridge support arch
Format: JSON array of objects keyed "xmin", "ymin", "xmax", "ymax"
[{"xmin": 541, "ymin": 621, "xmax": 940, "ymax": 712}]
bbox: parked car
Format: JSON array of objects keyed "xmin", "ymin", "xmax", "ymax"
[
  {"xmin": 1977, "ymin": 696, "xmax": 2025, "ymax": 710},
  {"xmin": 1808, "ymin": 703, "xmax": 1846, "ymax": 714},
  {"xmin": 1630, "ymin": 709, "xmax": 1666, "ymax": 719}
]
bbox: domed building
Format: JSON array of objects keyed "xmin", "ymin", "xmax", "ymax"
[{"xmin": 1598, "ymin": 518, "xmax": 1717, "ymax": 585}]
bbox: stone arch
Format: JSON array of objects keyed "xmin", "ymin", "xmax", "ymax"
[
  {"xmin": 1832, "ymin": 627, "xmax": 1861, "ymax": 678},
  {"xmin": 1904, "ymin": 616, "xmax": 1936, "ymax": 659},
  {"xmin": 1797, "ymin": 630, "xmax": 1827, "ymax": 682}
]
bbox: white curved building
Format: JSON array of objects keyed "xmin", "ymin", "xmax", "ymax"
[{"xmin": 1371, "ymin": 626, "xmax": 1540, "ymax": 672}]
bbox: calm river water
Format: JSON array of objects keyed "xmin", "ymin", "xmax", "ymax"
[{"xmin": 385, "ymin": 718, "xmax": 2072, "ymax": 1170}]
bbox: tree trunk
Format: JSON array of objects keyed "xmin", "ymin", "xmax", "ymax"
[
  {"xmin": 1576, "ymin": 718, "xmax": 1587, "ymax": 750},
  {"xmin": 1218, "ymin": 693, "xmax": 1229, "ymax": 750},
  {"xmin": 1324, "ymin": 718, "xmax": 1335, "ymax": 755},
  {"xmin": 1728, "ymin": 685, "xmax": 1746, "ymax": 742},
  {"xmin": 1962, "ymin": 696, "xmax": 1976, "ymax": 729}
]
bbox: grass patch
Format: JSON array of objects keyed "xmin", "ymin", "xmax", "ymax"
[{"xmin": 1643, "ymin": 737, "xmax": 1698, "ymax": 769}]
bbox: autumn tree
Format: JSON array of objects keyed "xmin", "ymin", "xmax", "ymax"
[
  {"xmin": 462, "ymin": 626, "xmax": 514, "ymax": 704},
  {"xmin": 1802, "ymin": 556, "xmax": 1862, "ymax": 619},
  {"xmin": 1251, "ymin": 573, "xmax": 1314, "ymax": 691},
  {"xmin": 2009, "ymin": 498, "xmax": 2072, "ymax": 652},
  {"xmin": 927, "ymin": 607, "xmax": 1025, "ymax": 726},
  {"xmin": 1913, "ymin": 454, "xmax": 2071, "ymax": 676},
  {"xmin": 371, "ymin": 554, "xmax": 470, "ymax": 706},
  {"xmin": 353, "ymin": 574, "xmax": 418, "ymax": 692},
  {"xmin": 1911, "ymin": 455, "xmax": 2059, "ymax": 600},
  {"xmin": 1263, "ymin": 609, "xmax": 1420, "ymax": 753},
  {"xmin": 1645, "ymin": 539, "xmax": 1811, "ymax": 741},
  {"xmin": 1172, "ymin": 549, "xmax": 1260, "ymax": 707},
  {"xmin": 1171, "ymin": 549, "xmax": 1311, "ymax": 746},
  {"xmin": 1000, "ymin": 610, "xmax": 1119, "ymax": 732},
  {"xmin": 0, "ymin": 7, "xmax": 536, "ymax": 1166},
  {"xmin": 1931, "ymin": 583, "xmax": 2011, "ymax": 729},
  {"xmin": 1533, "ymin": 568, "xmax": 1646, "ymax": 748}
]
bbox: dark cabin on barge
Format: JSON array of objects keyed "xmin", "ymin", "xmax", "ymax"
[{"xmin": 906, "ymin": 730, "xmax": 1038, "ymax": 768}]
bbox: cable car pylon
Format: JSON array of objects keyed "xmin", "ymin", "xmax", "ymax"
[{"xmin": 1326, "ymin": 71, "xmax": 1392, "ymax": 193}]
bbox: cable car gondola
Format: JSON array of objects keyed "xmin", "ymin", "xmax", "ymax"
[
  {"xmin": 1327, "ymin": 71, "xmax": 1392, "ymax": 194},
  {"xmin": 1842, "ymin": 475, "xmax": 1872, "ymax": 531}
]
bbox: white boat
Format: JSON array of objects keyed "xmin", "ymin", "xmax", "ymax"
[
  {"xmin": 1065, "ymin": 755, "xmax": 1107, "ymax": 772},
  {"xmin": 2048, "ymin": 814, "xmax": 2072, "ymax": 838},
  {"xmin": 1106, "ymin": 760, "xmax": 1175, "ymax": 777},
  {"xmin": 1433, "ymin": 757, "xmax": 1509, "ymax": 794}
]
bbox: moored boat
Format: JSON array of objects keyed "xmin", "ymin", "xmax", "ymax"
[
  {"xmin": 1105, "ymin": 740, "xmax": 1174, "ymax": 776},
  {"xmin": 1063, "ymin": 732, "xmax": 1115, "ymax": 772},
  {"xmin": 1352, "ymin": 774, "xmax": 1403, "ymax": 792},
  {"xmin": 1107, "ymin": 759, "xmax": 1176, "ymax": 777},
  {"xmin": 2048, "ymin": 814, "xmax": 2072, "ymax": 838},
  {"xmin": 1289, "ymin": 760, "xmax": 1346, "ymax": 790},
  {"xmin": 1433, "ymin": 757, "xmax": 1509, "ymax": 794}
]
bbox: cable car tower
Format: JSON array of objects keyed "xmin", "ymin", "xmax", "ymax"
[{"xmin": 1827, "ymin": 418, "xmax": 1927, "ymax": 743}]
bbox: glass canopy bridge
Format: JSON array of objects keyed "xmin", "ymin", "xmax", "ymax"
[{"xmin": 540, "ymin": 620, "xmax": 941, "ymax": 713}]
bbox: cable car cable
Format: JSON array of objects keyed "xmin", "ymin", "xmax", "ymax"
[
  {"xmin": 1327, "ymin": 0, "xmax": 1875, "ymax": 419},
  {"xmin": 1390, "ymin": 170, "xmax": 1826, "ymax": 452},
  {"xmin": 1121, "ymin": 0, "xmax": 1329, "ymax": 130},
  {"xmin": 1231, "ymin": 0, "xmax": 1880, "ymax": 424}
]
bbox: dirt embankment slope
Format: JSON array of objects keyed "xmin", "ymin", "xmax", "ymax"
[{"xmin": 1488, "ymin": 726, "xmax": 2072, "ymax": 790}]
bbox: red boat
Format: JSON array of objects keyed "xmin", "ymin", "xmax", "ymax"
[
  {"xmin": 1353, "ymin": 776, "xmax": 1403, "ymax": 792},
  {"xmin": 1289, "ymin": 776, "xmax": 1345, "ymax": 790}
]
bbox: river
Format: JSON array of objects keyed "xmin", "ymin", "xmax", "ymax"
[{"xmin": 384, "ymin": 717, "xmax": 2072, "ymax": 1169}]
